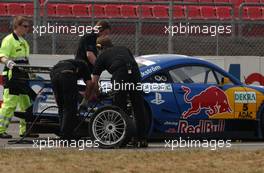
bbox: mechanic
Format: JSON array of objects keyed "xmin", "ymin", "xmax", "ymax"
[
  {"xmin": 75, "ymin": 20, "xmax": 111, "ymax": 72},
  {"xmin": 50, "ymin": 59, "xmax": 93, "ymax": 140},
  {"xmin": 89, "ymin": 37, "xmax": 149, "ymax": 147},
  {"xmin": 0, "ymin": 16, "xmax": 37, "ymax": 138}
]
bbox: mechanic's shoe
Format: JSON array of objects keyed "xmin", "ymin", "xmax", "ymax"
[
  {"xmin": 0, "ymin": 132, "xmax": 12, "ymax": 139},
  {"xmin": 137, "ymin": 139, "xmax": 148, "ymax": 148},
  {"xmin": 20, "ymin": 133, "xmax": 39, "ymax": 138},
  {"xmin": 131, "ymin": 138, "xmax": 148, "ymax": 148}
]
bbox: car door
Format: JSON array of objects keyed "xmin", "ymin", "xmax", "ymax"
[
  {"xmin": 169, "ymin": 65, "xmax": 237, "ymax": 120},
  {"xmin": 143, "ymin": 71, "xmax": 182, "ymax": 133}
]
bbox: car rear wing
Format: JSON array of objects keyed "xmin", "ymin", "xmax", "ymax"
[
  {"xmin": 228, "ymin": 64, "xmax": 241, "ymax": 82},
  {"xmin": 13, "ymin": 65, "xmax": 52, "ymax": 83},
  {"xmin": 15, "ymin": 65, "xmax": 52, "ymax": 74}
]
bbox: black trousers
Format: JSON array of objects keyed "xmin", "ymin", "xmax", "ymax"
[
  {"xmin": 3, "ymin": 66, "xmax": 37, "ymax": 100},
  {"xmin": 112, "ymin": 69, "xmax": 149, "ymax": 140},
  {"xmin": 50, "ymin": 72, "xmax": 78, "ymax": 138}
]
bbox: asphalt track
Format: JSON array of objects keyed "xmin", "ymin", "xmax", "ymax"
[{"xmin": 1, "ymin": 123, "xmax": 264, "ymax": 151}]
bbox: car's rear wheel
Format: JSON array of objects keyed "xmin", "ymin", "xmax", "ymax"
[
  {"xmin": 89, "ymin": 106, "xmax": 134, "ymax": 148},
  {"xmin": 260, "ymin": 111, "xmax": 264, "ymax": 139},
  {"xmin": 257, "ymin": 104, "xmax": 264, "ymax": 140}
]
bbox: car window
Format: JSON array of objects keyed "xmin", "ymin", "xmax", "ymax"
[
  {"xmin": 169, "ymin": 66, "xmax": 234, "ymax": 85},
  {"xmin": 213, "ymin": 70, "xmax": 235, "ymax": 85}
]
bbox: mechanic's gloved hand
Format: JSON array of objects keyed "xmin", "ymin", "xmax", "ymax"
[{"xmin": 5, "ymin": 60, "xmax": 16, "ymax": 70}]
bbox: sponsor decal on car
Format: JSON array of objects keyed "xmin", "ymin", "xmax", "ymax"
[
  {"xmin": 234, "ymin": 91, "xmax": 256, "ymax": 103},
  {"xmin": 182, "ymin": 86, "xmax": 232, "ymax": 119},
  {"xmin": 41, "ymin": 95, "xmax": 56, "ymax": 103},
  {"xmin": 151, "ymin": 93, "xmax": 165, "ymax": 105},
  {"xmin": 238, "ymin": 103, "xmax": 254, "ymax": 119},
  {"xmin": 154, "ymin": 75, "xmax": 168, "ymax": 82},
  {"xmin": 164, "ymin": 121, "xmax": 178, "ymax": 126},
  {"xmin": 143, "ymin": 83, "xmax": 173, "ymax": 93},
  {"xmin": 166, "ymin": 128, "xmax": 177, "ymax": 133},
  {"xmin": 141, "ymin": 66, "xmax": 161, "ymax": 77},
  {"xmin": 165, "ymin": 120, "xmax": 225, "ymax": 134},
  {"xmin": 178, "ymin": 120, "xmax": 225, "ymax": 134}
]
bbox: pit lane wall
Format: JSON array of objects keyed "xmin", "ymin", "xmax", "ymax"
[{"xmin": 0, "ymin": 55, "xmax": 263, "ymax": 102}]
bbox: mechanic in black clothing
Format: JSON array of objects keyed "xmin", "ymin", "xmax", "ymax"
[
  {"xmin": 89, "ymin": 37, "xmax": 149, "ymax": 147},
  {"xmin": 50, "ymin": 59, "xmax": 93, "ymax": 139},
  {"xmin": 75, "ymin": 20, "xmax": 111, "ymax": 72}
]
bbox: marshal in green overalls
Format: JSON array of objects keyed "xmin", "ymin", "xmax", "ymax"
[{"xmin": 0, "ymin": 33, "xmax": 32, "ymax": 136}]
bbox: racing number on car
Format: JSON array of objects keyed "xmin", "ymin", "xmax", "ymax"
[
  {"xmin": 243, "ymin": 104, "xmax": 248, "ymax": 112},
  {"xmin": 238, "ymin": 103, "xmax": 253, "ymax": 119}
]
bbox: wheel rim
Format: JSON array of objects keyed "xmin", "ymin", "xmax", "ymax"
[{"xmin": 92, "ymin": 109, "xmax": 126, "ymax": 146}]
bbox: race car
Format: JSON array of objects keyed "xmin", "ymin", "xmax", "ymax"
[{"xmin": 15, "ymin": 54, "xmax": 264, "ymax": 148}]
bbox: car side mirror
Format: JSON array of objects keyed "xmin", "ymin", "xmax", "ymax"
[{"xmin": 221, "ymin": 77, "xmax": 231, "ymax": 85}]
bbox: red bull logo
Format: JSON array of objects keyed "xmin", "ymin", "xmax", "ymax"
[
  {"xmin": 178, "ymin": 120, "xmax": 225, "ymax": 133},
  {"xmin": 181, "ymin": 86, "xmax": 232, "ymax": 119}
]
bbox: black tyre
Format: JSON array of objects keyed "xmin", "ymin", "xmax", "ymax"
[
  {"xmin": 260, "ymin": 110, "xmax": 264, "ymax": 139},
  {"xmin": 256, "ymin": 103, "xmax": 264, "ymax": 140},
  {"xmin": 89, "ymin": 105, "xmax": 134, "ymax": 148}
]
